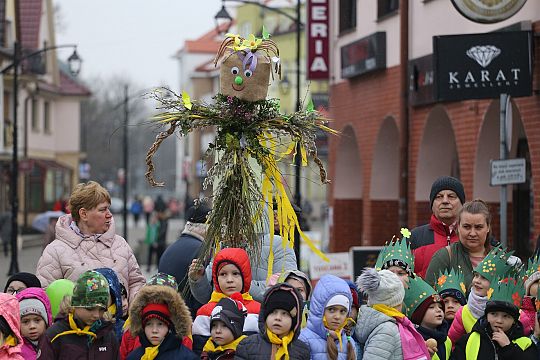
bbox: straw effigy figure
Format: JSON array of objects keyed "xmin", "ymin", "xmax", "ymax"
[{"xmin": 145, "ymin": 29, "xmax": 334, "ymax": 275}]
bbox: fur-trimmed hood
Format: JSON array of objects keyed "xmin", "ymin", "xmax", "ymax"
[{"xmin": 129, "ymin": 285, "xmax": 192, "ymax": 339}]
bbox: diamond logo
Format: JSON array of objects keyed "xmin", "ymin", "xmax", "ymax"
[{"xmin": 466, "ymin": 45, "xmax": 501, "ymax": 68}]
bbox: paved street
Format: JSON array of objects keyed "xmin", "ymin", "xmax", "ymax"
[{"xmin": 0, "ymin": 215, "xmax": 185, "ymax": 288}]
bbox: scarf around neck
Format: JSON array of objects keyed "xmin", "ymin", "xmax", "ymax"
[
  {"xmin": 468, "ymin": 291, "xmax": 488, "ymax": 319},
  {"xmin": 267, "ymin": 329, "xmax": 294, "ymax": 360},
  {"xmin": 141, "ymin": 344, "xmax": 159, "ymax": 360},
  {"xmin": 396, "ymin": 316, "xmax": 431, "ymax": 360},
  {"xmin": 51, "ymin": 313, "xmax": 97, "ymax": 343},
  {"xmin": 372, "ymin": 304, "xmax": 405, "ymax": 318},
  {"xmin": 203, "ymin": 335, "xmax": 246, "ymax": 353},
  {"xmin": 209, "ymin": 290, "xmax": 253, "ymax": 303}
]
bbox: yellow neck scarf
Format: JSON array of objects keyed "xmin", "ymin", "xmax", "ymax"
[
  {"xmin": 209, "ymin": 291, "xmax": 253, "ymax": 303},
  {"xmin": 266, "ymin": 329, "xmax": 294, "ymax": 360},
  {"xmin": 108, "ymin": 304, "xmax": 116, "ymax": 316},
  {"xmin": 323, "ymin": 316, "xmax": 354, "ymax": 351},
  {"xmin": 4, "ymin": 335, "xmax": 17, "ymax": 347},
  {"xmin": 372, "ymin": 304, "xmax": 405, "ymax": 318},
  {"xmin": 141, "ymin": 344, "xmax": 159, "ymax": 360},
  {"xmin": 51, "ymin": 313, "xmax": 97, "ymax": 343},
  {"xmin": 203, "ymin": 335, "xmax": 247, "ymax": 353}
]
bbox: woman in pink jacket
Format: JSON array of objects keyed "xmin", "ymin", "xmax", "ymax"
[
  {"xmin": 0, "ymin": 293, "xmax": 24, "ymax": 359},
  {"xmin": 36, "ymin": 181, "xmax": 146, "ymax": 304}
]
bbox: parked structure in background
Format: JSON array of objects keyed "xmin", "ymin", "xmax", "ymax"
[{"xmin": 328, "ymin": 1, "xmax": 539, "ymax": 257}]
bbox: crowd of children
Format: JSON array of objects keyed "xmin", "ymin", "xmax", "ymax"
[{"xmin": 3, "ymin": 230, "xmax": 540, "ymax": 360}]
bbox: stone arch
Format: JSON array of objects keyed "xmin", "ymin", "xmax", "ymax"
[
  {"xmin": 415, "ymin": 106, "xmax": 460, "ymax": 223},
  {"xmin": 473, "ymin": 99, "xmax": 531, "ymax": 255},
  {"xmin": 331, "ymin": 125, "xmax": 363, "ymax": 251},
  {"xmin": 369, "ymin": 117, "xmax": 399, "ymax": 244}
]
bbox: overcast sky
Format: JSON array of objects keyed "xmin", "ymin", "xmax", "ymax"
[{"xmin": 55, "ymin": 0, "xmax": 220, "ymax": 90}]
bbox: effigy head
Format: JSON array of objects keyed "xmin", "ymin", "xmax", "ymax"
[{"xmin": 215, "ymin": 33, "xmax": 280, "ymax": 102}]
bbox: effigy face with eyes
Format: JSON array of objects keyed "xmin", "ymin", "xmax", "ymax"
[{"xmin": 219, "ymin": 51, "xmax": 271, "ymax": 102}]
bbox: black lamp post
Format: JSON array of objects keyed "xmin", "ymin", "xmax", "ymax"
[
  {"xmin": 1, "ymin": 43, "xmax": 81, "ymax": 275},
  {"xmin": 214, "ymin": 0, "xmax": 304, "ymax": 263}
]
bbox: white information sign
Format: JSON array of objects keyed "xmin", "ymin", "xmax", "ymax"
[
  {"xmin": 490, "ymin": 158, "xmax": 526, "ymax": 186},
  {"xmin": 309, "ymin": 252, "xmax": 350, "ymax": 281}
]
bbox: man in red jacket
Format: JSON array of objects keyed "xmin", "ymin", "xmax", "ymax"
[{"xmin": 410, "ymin": 176, "xmax": 465, "ymax": 278}]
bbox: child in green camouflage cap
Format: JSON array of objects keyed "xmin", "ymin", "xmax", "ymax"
[{"xmin": 38, "ymin": 270, "xmax": 119, "ymax": 359}]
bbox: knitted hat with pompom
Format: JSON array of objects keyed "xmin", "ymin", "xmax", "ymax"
[{"xmin": 356, "ymin": 268, "xmax": 404, "ymax": 308}]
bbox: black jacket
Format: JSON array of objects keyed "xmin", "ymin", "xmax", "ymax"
[
  {"xmin": 38, "ymin": 317, "xmax": 119, "ymax": 360},
  {"xmin": 158, "ymin": 231, "xmax": 205, "ymax": 318},
  {"xmin": 235, "ymin": 283, "xmax": 310, "ymax": 360},
  {"xmin": 451, "ymin": 316, "xmax": 537, "ymax": 360},
  {"xmin": 416, "ymin": 321, "xmax": 449, "ymax": 360},
  {"xmin": 126, "ymin": 332, "xmax": 197, "ymax": 360}
]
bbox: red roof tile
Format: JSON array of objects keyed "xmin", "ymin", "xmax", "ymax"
[
  {"xmin": 18, "ymin": 0, "xmax": 42, "ymax": 49},
  {"xmin": 178, "ymin": 22, "xmax": 232, "ymax": 55},
  {"xmin": 38, "ymin": 69, "xmax": 91, "ymax": 97}
]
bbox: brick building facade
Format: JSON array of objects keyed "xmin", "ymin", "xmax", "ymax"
[{"xmin": 327, "ymin": 1, "xmax": 540, "ymax": 258}]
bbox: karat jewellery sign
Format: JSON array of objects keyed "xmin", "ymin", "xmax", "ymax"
[
  {"xmin": 490, "ymin": 158, "xmax": 526, "ymax": 186},
  {"xmin": 307, "ymin": 0, "xmax": 329, "ymax": 80},
  {"xmin": 451, "ymin": 0, "xmax": 527, "ymax": 24},
  {"xmin": 434, "ymin": 31, "xmax": 532, "ymax": 102},
  {"xmin": 341, "ymin": 32, "xmax": 386, "ymax": 79}
]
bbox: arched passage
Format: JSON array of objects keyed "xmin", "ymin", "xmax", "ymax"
[
  {"xmin": 473, "ymin": 99, "xmax": 531, "ymax": 256},
  {"xmin": 332, "ymin": 125, "xmax": 363, "ymax": 251},
  {"xmin": 415, "ymin": 106, "xmax": 460, "ymax": 224},
  {"xmin": 370, "ymin": 117, "xmax": 399, "ymax": 244}
]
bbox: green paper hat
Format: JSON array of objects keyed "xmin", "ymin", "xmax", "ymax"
[
  {"xmin": 403, "ymin": 276, "xmax": 440, "ymax": 318},
  {"xmin": 72, "ymin": 270, "xmax": 110, "ymax": 309},
  {"xmin": 434, "ymin": 268, "xmax": 467, "ymax": 296},
  {"xmin": 375, "ymin": 230, "xmax": 414, "ymax": 277},
  {"xmin": 525, "ymin": 253, "xmax": 540, "ymax": 280},
  {"xmin": 487, "ymin": 278, "xmax": 525, "ymax": 307},
  {"xmin": 473, "ymin": 246, "xmax": 513, "ymax": 284}
]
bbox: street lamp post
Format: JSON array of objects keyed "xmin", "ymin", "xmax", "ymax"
[
  {"xmin": 1, "ymin": 43, "xmax": 81, "ymax": 275},
  {"xmin": 214, "ymin": 0, "xmax": 304, "ymax": 263}
]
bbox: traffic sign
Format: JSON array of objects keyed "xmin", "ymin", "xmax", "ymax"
[{"xmin": 490, "ymin": 158, "xmax": 526, "ymax": 186}]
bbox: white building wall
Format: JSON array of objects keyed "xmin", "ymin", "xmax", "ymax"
[
  {"xmin": 329, "ymin": 1, "xmax": 540, "ymax": 85},
  {"xmin": 54, "ymin": 100, "xmax": 80, "ymax": 153}
]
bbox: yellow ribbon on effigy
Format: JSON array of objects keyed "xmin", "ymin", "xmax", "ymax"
[{"xmin": 259, "ymin": 132, "xmax": 329, "ymax": 280}]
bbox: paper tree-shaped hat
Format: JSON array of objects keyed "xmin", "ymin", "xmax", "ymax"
[
  {"xmin": 403, "ymin": 276, "xmax": 440, "ymax": 318},
  {"xmin": 524, "ymin": 253, "xmax": 540, "ymax": 280},
  {"xmin": 434, "ymin": 268, "xmax": 467, "ymax": 305},
  {"xmin": 375, "ymin": 229, "xmax": 414, "ymax": 277},
  {"xmin": 488, "ymin": 278, "xmax": 525, "ymax": 306},
  {"xmin": 473, "ymin": 246, "xmax": 513, "ymax": 284}
]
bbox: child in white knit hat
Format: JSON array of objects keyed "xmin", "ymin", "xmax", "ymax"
[
  {"xmin": 16, "ymin": 288, "xmax": 52, "ymax": 359},
  {"xmin": 356, "ymin": 268, "xmax": 430, "ymax": 360}
]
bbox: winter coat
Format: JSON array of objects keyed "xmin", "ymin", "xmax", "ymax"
[
  {"xmin": 451, "ymin": 316, "xmax": 537, "ymax": 360},
  {"xmin": 201, "ymin": 349, "xmax": 235, "ymax": 359},
  {"xmin": 126, "ymin": 331, "xmax": 197, "ymax": 360},
  {"xmin": 519, "ymin": 296, "xmax": 536, "ymax": 336},
  {"xmin": 411, "ymin": 215, "xmax": 459, "ymax": 279},
  {"xmin": 299, "ymin": 275, "xmax": 356, "ymax": 360},
  {"xmin": 425, "ymin": 241, "xmax": 477, "ymax": 290},
  {"xmin": 416, "ymin": 322, "xmax": 451, "ymax": 360},
  {"xmin": 235, "ymin": 283, "xmax": 310, "ymax": 360},
  {"xmin": 38, "ymin": 315, "xmax": 119, "ymax": 360},
  {"xmin": 94, "ymin": 267, "xmax": 126, "ymax": 342},
  {"xmin": 128, "ymin": 284, "xmax": 193, "ymax": 345},
  {"xmin": 16, "ymin": 287, "xmax": 53, "ymax": 359},
  {"xmin": 355, "ymin": 305, "xmax": 403, "ymax": 360},
  {"xmin": 0, "ymin": 293, "xmax": 24, "ymax": 359},
  {"xmin": 190, "ymin": 234, "xmax": 298, "ymax": 303},
  {"xmin": 158, "ymin": 224, "xmax": 206, "ymax": 318},
  {"xmin": 119, "ymin": 329, "xmax": 192, "ymax": 360},
  {"xmin": 192, "ymin": 248, "xmax": 261, "ymax": 355},
  {"xmin": 36, "ymin": 214, "xmax": 146, "ymax": 304}
]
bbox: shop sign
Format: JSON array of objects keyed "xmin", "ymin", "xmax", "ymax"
[
  {"xmin": 409, "ymin": 54, "xmax": 436, "ymax": 106},
  {"xmin": 341, "ymin": 32, "xmax": 386, "ymax": 79},
  {"xmin": 451, "ymin": 0, "xmax": 527, "ymax": 24},
  {"xmin": 434, "ymin": 31, "xmax": 532, "ymax": 101},
  {"xmin": 307, "ymin": 0, "xmax": 329, "ymax": 80}
]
